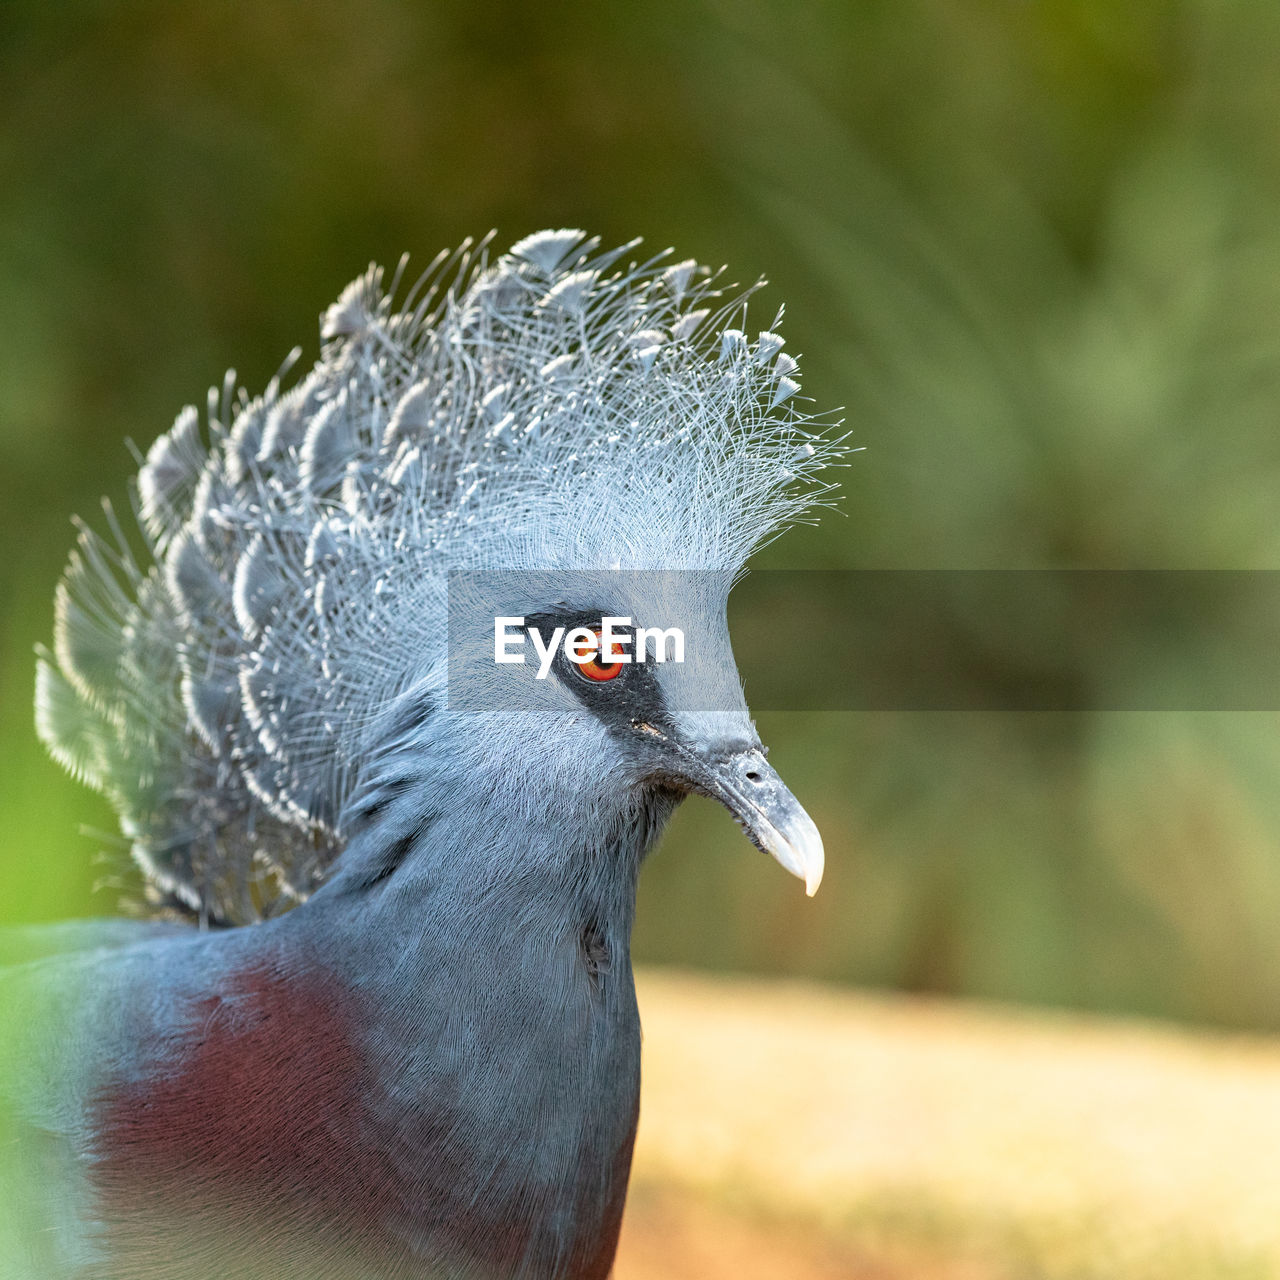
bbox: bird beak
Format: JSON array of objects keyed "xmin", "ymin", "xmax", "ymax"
[{"xmin": 689, "ymin": 747, "xmax": 825, "ymax": 896}]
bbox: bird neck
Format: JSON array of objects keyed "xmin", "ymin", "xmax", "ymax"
[
  {"xmin": 321, "ymin": 711, "xmax": 681, "ymax": 938},
  {"xmin": 288, "ymin": 777, "xmax": 679, "ymax": 1277}
]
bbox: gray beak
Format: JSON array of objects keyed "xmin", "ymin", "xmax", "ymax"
[{"xmin": 691, "ymin": 747, "xmax": 825, "ymax": 896}]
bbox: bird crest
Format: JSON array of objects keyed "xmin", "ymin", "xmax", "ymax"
[{"xmin": 36, "ymin": 231, "xmax": 843, "ymax": 925}]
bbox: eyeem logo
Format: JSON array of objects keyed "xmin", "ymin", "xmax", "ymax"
[{"xmin": 495, "ymin": 616, "xmax": 686, "ymax": 679}]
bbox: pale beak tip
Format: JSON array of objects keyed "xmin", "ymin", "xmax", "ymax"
[
  {"xmin": 776, "ymin": 811, "xmax": 824, "ymax": 898},
  {"xmin": 802, "ymin": 837, "xmax": 824, "ymax": 896}
]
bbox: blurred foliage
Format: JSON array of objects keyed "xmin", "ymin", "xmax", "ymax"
[{"xmin": 4, "ymin": 0, "xmax": 1280, "ymax": 1028}]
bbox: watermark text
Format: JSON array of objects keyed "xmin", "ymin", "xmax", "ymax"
[{"xmin": 495, "ymin": 616, "xmax": 686, "ymax": 679}]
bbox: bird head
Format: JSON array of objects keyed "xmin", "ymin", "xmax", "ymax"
[
  {"xmin": 433, "ymin": 567, "xmax": 823, "ymax": 895},
  {"xmin": 37, "ymin": 230, "xmax": 842, "ymax": 923}
]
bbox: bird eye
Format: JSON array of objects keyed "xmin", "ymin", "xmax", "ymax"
[{"xmin": 577, "ymin": 629, "xmax": 625, "ymax": 682}]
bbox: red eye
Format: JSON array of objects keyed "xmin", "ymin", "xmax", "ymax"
[{"xmin": 578, "ymin": 630, "xmax": 624, "ymax": 682}]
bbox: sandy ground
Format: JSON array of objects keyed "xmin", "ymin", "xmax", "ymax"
[
  {"xmin": 615, "ymin": 1188, "xmax": 996, "ymax": 1280},
  {"xmin": 611, "ymin": 969, "xmax": 1280, "ymax": 1279}
]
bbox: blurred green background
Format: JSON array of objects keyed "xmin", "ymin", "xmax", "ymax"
[{"xmin": 4, "ymin": 0, "xmax": 1280, "ymax": 1030}]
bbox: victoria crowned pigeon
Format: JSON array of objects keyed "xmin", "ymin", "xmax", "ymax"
[{"xmin": 1, "ymin": 231, "xmax": 841, "ymax": 1279}]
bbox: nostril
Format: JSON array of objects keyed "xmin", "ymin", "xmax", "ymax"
[{"xmin": 744, "ymin": 770, "xmax": 762, "ymax": 784}]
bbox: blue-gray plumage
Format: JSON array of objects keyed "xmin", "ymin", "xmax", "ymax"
[{"xmin": 1, "ymin": 231, "xmax": 840, "ymax": 1278}]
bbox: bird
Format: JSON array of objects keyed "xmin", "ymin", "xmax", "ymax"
[{"xmin": 0, "ymin": 230, "xmax": 841, "ymax": 1279}]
